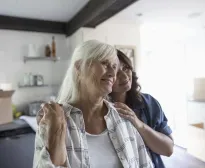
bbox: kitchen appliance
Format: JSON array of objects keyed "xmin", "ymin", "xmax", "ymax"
[{"xmin": 27, "ymin": 101, "xmax": 44, "ymax": 116}]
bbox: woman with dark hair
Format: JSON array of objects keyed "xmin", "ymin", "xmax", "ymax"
[{"xmin": 109, "ymin": 50, "xmax": 174, "ymax": 168}]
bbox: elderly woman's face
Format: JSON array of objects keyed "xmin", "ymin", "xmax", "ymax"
[
  {"xmin": 112, "ymin": 61, "xmax": 132, "ymax": 93},
  {"xmin": 81, "ymin": 55, "xmax": 119, "ymax": 95}
]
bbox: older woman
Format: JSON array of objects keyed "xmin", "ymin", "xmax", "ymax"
[
  {"xmin": 33, "ymin": 40, "xmax": 153, "ymax": 168},
  {"xmin": 109, "ymin": 50, "xmax": 174, "ymax": 168}
]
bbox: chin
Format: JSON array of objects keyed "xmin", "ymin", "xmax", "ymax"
[
  {"xmin": 121, "ymin": 84, "xmax": 131, "ymax": 92},
  {"xmin": 101, "ymin": 87, "xmax": 112, "ymax": 95}
]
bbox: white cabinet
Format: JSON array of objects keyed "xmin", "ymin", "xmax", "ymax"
[
  {"xmin": 187, "ymin": 124, "xmax": 205, "ymax": 162},
  {"xmin": 187, "ymin": 101, "xmax": 205, "ymax": 162}
]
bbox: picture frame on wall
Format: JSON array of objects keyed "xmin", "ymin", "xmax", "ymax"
[{"xmin": 115, "ymin": 45, "xmax": 136, "ymax": 69}]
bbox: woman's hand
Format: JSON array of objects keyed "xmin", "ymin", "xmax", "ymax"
[
  {"xmin": 114, "ymin": 102, "xmax": 174, "ymax": 157},
  {"xmin": 114, "ymin": 102, "xmax": 143, "ymax": 129},
  {"xmin": 37, "ymin": 101, "xmax": 67, "ymax": 166}
]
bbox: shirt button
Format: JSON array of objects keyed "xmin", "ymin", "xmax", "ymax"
[
  {"xmin": 120, "ymin": 157, "xmax": 124, "ymax": 161},
  {"xmin": 112, "ymin": 136, "xmax": 116, "ymax": 139}
]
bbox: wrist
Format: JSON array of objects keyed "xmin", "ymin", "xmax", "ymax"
[{"xmin": 134, "ymin": 118, "xmax": 144, "ymax": 130}]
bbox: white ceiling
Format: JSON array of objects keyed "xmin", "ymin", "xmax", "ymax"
[
  {"xmin": 111, "ymin": 0, "xmax": 205, "ymax": 26},
  {"xmin": 0, "ymin": 0, "xmax": 89, "ymax": 22}
]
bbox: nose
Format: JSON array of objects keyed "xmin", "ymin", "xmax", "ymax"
[
  {"xmin": 117, "ymin": 70, "xmax": 127, "ymax": 79},
  {"xmin": 107, "ymin": 65, "xmax": 116, "ymax": 77}
]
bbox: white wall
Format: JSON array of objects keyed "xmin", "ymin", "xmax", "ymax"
[
  {"xmin": 69, "ymin": 20, "xmax": 141, "ymax": 72},
  {"xmin": 185, "ymin": 26, "xmax": 205, "ymax": 126},
  {"xmin": 0, "ymin": 30, "xmax": 70, "ymax": 108},
  {"xmin": 139, "ymin": 22, "xmax": 205, "ymax": 151},
  {"xmin": 139, "ymin": 23, "xmax": 189, "ymax": 147}
]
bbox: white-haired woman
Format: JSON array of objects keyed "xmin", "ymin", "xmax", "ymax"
[{"xmin": 33, "ymin": 40, "xmax": 153, "ymax": 168}]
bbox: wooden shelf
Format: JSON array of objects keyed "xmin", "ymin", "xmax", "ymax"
[
  {"xmin": 18, "ymin": 84, "xmax": 60, "ymax": 88},
  {"xmin": 23, "ymin": 56, "xmax": 60, "ymax": 63},
  {"xmin": 18, "ymin": 85, "xmax": 49, "ymax": 88},
  {"xmin": 188, "ymin": 99, "xmax": 205, "ymax": 103}
]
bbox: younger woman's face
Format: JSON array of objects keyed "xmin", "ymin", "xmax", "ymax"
[{"xmin": 112, "ymin": 61, "xmax": 132, "ymax": 93}]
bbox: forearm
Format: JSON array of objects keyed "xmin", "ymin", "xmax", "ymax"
[
  {"xmin": 47, "ymin": 138, "xmax": 68, "ymax": 167},
  {"xmin": 134, "ymin": 120, "xmax": 174, "ymax": 156},
  {"xmin": 34, "ymin": 131, "xmax": 68, "ymax": 168},
  {"xmin": 47, "ymin": 127, "xmax": 68, "ymax": 167}
]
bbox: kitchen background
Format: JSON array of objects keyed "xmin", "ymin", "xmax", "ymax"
[
  {"xmin": 0, "ymin": 30, "xmax": 69, "ymax": 113},
  {"xmin": 0, "ymin": 0, "xmax": 205, "ymax": 167}
]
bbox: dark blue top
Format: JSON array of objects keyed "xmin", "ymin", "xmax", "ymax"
[{"xmin": 132, "ymin": 93, "xmax": 172, "ymax": 168}]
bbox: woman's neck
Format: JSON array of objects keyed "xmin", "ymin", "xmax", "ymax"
[
  {"xmin": 71, "ymin": 94, "xmax": 106, "ymax": 121},
  {"xmin": 111, "ymin": 92, "xmax": 127, "ymax": 103}
]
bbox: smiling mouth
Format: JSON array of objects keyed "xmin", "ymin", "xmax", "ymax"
[{"xmin": 101, "ymin": 79, "xmax": 113, "ymax": 85}]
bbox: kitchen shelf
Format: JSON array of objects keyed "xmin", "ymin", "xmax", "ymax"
[
  {"xmin": 188, "ymin": 99, "xmax": 205, "ymax": 103},
  {"xmin": 23, "ymin": 56, "xmax": 60, "ymax": 63},
  {"xmin": 18, "ymin": 84, "xmax": 60, "ymax": 88},
  {"xmin": 18, "ymin": 85, "xmax": 49, "ymax": 88}
]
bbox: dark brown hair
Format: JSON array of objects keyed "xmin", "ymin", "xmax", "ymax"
[{"xmin": 111, "ymin": 49, "xmax": 143, "ymax": 108}]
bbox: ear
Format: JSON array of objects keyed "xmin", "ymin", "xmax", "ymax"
[{"xmin": 74, "ymin": 60, "xmax": 82, "ymax": 72}]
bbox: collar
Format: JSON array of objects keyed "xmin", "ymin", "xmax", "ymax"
[{"xmin": 63, "ymin": 99, "xmax": 116, "ymax": 118}]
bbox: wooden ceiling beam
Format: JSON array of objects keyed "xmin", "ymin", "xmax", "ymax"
[
  {"xmin": 0, "ymin": 15, "xmax": 66, "ymax": 34},
  {"xmin": 0, "ymin": 0, "xmax": 139, "ymax": 36},
  {"xmin": 66, "ymin": 0, "xmax": 116, "ymax": 36},
  {"xmin": 85, "ymin": 0, "xmax": 139, "ymax": 27}
]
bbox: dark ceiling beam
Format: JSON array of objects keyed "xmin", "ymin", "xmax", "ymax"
[
  {"xmin": 66, "ymin": 0, "xmax": 139, "ymax": 36},
  {"xmin": 85, "ymin": 0, "xmax": 139, "ymax": 27},
  {"xmin": 0, "ymin": 15, "xmax": 66, "ymax": 34},
  {"xmin": 0, "ymin": 0, "xmax": 138, "ymax": 36},
  {"xmin": 66, "ymin": 0, "xmax": 117, "ymax": 36}
]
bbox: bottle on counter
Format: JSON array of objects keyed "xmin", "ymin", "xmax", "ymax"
[{"xmin": 51, "ymin": 36, "xmax": 56, "ymax": 57}]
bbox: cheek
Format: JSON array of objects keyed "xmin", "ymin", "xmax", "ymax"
[
  {"xmin": 87, "ymin": 65, "xmax": 104, "ymax": 85},
  {"xmin": 112, "ymin": 79, "xmax": 120, "ymax": 89},
  {"xmin": 92, "ymin": 64, "xmax": 105, "ymax": 75},
  {"xmin": 128, "ymin": 71, "xmax": 132, "ymax": 80}
]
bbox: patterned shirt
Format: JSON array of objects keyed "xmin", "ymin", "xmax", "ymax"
[{"xmin": 33, "ymin": 100, "xmax": 154, "ymax": 168}]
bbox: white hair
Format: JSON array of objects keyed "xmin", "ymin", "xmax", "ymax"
[{"xmin": 56, "ymin": 40, "xmax": 117, "ymax": 105}]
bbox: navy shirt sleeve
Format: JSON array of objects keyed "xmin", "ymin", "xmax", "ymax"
[{"xmin": 141, "ymin": 93, "xmax": 172, "ymax": 136}]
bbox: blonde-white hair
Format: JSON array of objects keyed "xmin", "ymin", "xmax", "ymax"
[{"xmin": 56, "ymin": 40, "xmax": 117, "ymax": 105}]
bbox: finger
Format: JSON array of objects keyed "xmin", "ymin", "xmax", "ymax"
[
  {"xmin": 53, "ymin": 103, "xmax": 64, "ymax": 115},
  {"xmin": 116, "ymin": 108, "xmax": 135, "ymax": 116},
  {"xmin": 48, "ymin": 101, "xmax": 56, "ymax": 110},
  {"xmin": 114, "ymin": 102, "xmax": 132, "ymax": 111},
  {"xmin": 43, "ymin": 103, "xmax": 56, "ymax": 114},
  {"xmin": 119, "ymin": 113, "xmax": 133, "ymax": 121},
  {"xmin": 116, "ymin": 108, "xmax": 129, "ymax": 115},
  {"xmin": 41, "ymin": 103, "xmax": 52, "ymax": 112},
  {"xmin": 48, "ymin": 101, "xmax": 63, "ymax": 114}
]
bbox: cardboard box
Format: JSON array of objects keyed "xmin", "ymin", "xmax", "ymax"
[{"xmin": 0, "ymin": 90, "xmax": 15, "ymax": 125}]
